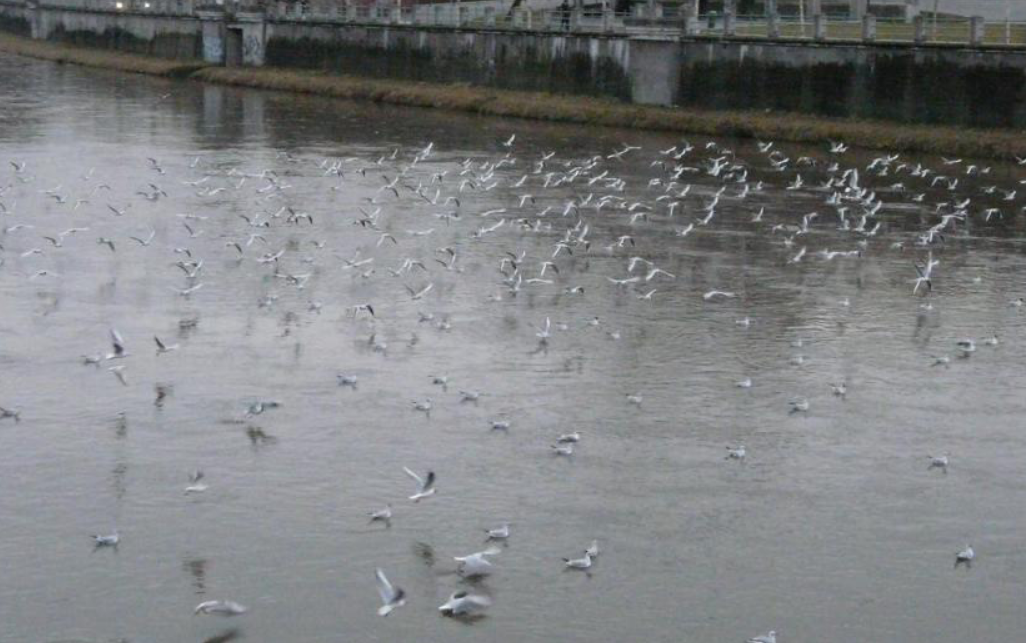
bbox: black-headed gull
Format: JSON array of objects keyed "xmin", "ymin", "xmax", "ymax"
[
  {"xmin": 455, "ymin": 546, "xmax": 501, "ymax": 577},
  {"xmin": 747, "ymin": 631, "xmax": 776, "ymax": 643},
  {"xmin": 563, "ymin": 551, "xmax": 592, "ymax": 569},
  {"xmin": 403, "ymin": 467, "xmax": 436, "ymax": 502},
  {"xmin": 375, "ymin": 568, "xmax": 406, "ymax": 616},
  {"xmin": 439, "ymin": 591, "xmax": 491, "ymax": 616}
]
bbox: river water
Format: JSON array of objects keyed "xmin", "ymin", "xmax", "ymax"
[{"xmin": 1, "ymin": 52, "xmax": 1025, "ymax": 643}]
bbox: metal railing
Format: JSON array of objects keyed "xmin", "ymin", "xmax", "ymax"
[
  {"xmin": 262, "ymin": 1, "xmax": 632, "ymax": 34},
  {"xmin": 11, "ymin": 0, "xmax": 1026, "ymax": 46}
]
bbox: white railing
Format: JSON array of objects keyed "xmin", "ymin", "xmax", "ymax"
[{"xmin": 12, "ymin": 0, "xmax": 1026, "ymax": 46}]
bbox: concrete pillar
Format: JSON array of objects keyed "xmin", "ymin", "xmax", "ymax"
[
  {"xmin": 724, "ymin": 9, "xmax": 736, "ymax": 35},
  {"xmin": 849, "ymin": 0, "xmax": 866, "ymax": 20},
  {"xmin": 764, "ymin": 0, "xmax": 776, "ymax": 17},
  {"xmin": 26, "ymin": 0, "xmax": 44, "ymax": 39},
  {"xmin": 808, "ymin": 0, "xmax": 821, "ymax": 13},
  {"xmin": 629, "ymin": 38, "xmax": 680, "ymax": 106},
  {"xmin": 969, "ymin": 15, "xmax": 984, "ymax": 46},
  {"xmin": 813, "ymin": 12, "xmax": 826, "ymax": 40},
  {"xmin": 684, "ymin": 14, "xmax": 701, "ymax": 35},
  {"xmin": 235, "ymin": 10, "xmax": 265, "ymax": 65},
  {"xmin": 913, "ymin": 13, "xmax": 925, "ymax": 42},
  {"xmin": 767, "ymin": 11, "xmax": 780, "ymax": 38},
  {"xmin": 861, "ymin": 13, "xmax": 876, "ymax": 41},
  {"xmin": 197, "ymin": 9, "xmax": 225, "ymax": 63},
  {"xmin": 904, "ymin": 0, "xmax": 920, "ymax": 22}
]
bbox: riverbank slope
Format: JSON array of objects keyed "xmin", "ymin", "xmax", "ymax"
[{"xmin": 2, "ymin": 31, "xmax": 1023, "ymax": 160}]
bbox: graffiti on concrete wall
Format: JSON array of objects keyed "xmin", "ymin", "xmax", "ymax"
[
  {"xmin": 243, "ymin": 32, "xmax": 263, "ymax": 65},
  {"xmin": 203, "ymin": 34, "xmax": 222, "ymax": 63}
]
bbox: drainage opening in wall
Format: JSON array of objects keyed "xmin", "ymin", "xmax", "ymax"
[{"xmin": 225, "ymin": 27, "xmax": 243, "ymax": 67}]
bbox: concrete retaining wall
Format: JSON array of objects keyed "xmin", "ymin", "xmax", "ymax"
[
  {"xmin": 263, "ymin": 22, "xmax": 633, "ymax": 99},
  {"xmin": 676, "ymin": 40, "xmax": 1026, "ymax": 128},
  {"xmin": 38, "ymin": 7, "xmax": 200, "ymax": 57}
]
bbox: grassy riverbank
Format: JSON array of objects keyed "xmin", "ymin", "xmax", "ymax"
[
  {"xmin": 195, "ymin": 67, "xmax": 1026, "ymax": 160},
  {"xmin": 2, "ymin": 31, "xmax": 1024, "ymax": 160}
]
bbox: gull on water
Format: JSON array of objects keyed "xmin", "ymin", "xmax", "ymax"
[
  {"xmin": 552, "ymin": 443, "xmax": 574, "ymax": 457},
  {"xmin": 557, "ymin": 431, "xmax": 581, "ymax": 443},
  {"xmin": 438, "ymin": 591, "xmax": 491, "ymax": 616},
  {"xmin": 726, "ymin": 445, "xmax": 746, "ymax": 461},
  {"xmin": 747, "ymin": 631, "xmax": 776, "ymax": 643},
  {"xmin": 92, "ymin": 531, "xmax": 120, "ymax": 548},
  {"xmin": 563, "ymin": 551, "xmax": 593, "ymax": 570},
  {"xmin": 485, "ymin": 524, "xmax": 510, "ymax": 540},
  {"xmin": 185, "ymin": 470, "xmax": 208, "ymax": 494},
  {"xmin": 703, "ymin": 290, "xmax": 737, "ymax": 301},
  {"xmin": 454, "ymin": 546, "xmax": 501, "ymax": 577},
  {"xmin": 369, "ymin": 505, "xmax": 392, "ymax": 522},
  {"xmin": 194, "ymin": 601, "xmax": 248, "ymax": 616},
  {"xmin": 246, "ymin": 400, "xmax": 281, "ymax": 416},
  {"xmin": 955, "ymin": 545, "xmax": 975, "ymax": 566}
]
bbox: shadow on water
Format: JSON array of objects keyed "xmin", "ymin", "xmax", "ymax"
[{"xmin": 202, "ymin": 629, "xmax": 242, "ymax": 643}]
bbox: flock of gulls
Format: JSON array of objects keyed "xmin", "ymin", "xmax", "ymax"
[{"xmin": 2, "ymin": 114, "xmax": 1025, "ymax": 642}]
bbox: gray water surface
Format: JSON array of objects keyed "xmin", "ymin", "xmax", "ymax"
[{"xmin": 1, "ymin": 53, "xmax": 1025, "ymax": 643}]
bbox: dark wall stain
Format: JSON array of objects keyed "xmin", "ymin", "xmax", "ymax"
[
  {"xmin": 265, "ymin": 31, "xmax": 631, "ymax": 101},
  {"xmin": 678, "ymin": 44, "xmax": 1026, "ymax": 129}
]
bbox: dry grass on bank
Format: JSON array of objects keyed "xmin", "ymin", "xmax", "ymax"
[
  {"xmin": 195, "ymin": 66, "xmax": 1026, "ymax": 161},
  {"xmin": 0, "ymin": 32, "xmax": 204, "ymax": 76}
]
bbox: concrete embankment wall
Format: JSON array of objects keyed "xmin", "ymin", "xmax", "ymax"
[
  {"xmin": 262, "ymin": 23, "xmax": 633, "ymax": 100},
  {"xmin": 0, "ymin": 1, "xmax": 200, "ymax": 58},
  {"xmin": 2, "ymin": 0, "xmax": 1026, "ymax": 129},
  {"xmin": 38, "ymin": 6, "xmax": 200, "ymax": 58},
  {"xmin": 677, "ymin": 40, "xmax": 1026, "ymax": 129}
]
